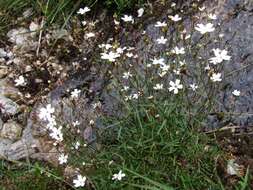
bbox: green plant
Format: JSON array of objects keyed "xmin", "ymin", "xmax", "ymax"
[
  {"xmin": 0, "ymin": 160, "xmax": 70, "ymax": 190},
  {"xmin": 88, "ymin": 101, "xmax": 224, "ymax": 189},
  {"xmin": 0, "ymin": 0, "xmax": 145, "ymax": 33}
]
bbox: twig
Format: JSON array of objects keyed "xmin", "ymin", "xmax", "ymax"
[{"xmin": 36, "ymin": 17, "xmax": 44, "ymax": 56}]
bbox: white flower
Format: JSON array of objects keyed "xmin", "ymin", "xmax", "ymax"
[
  {"xmin": 114, "ymin": 19, "xmax": 120, "ymax": 25},
  {"xmin": 179, "ymin": 60, "xmax": 186, "ymax": 66},
  {"xmin": 209, "ymin": 48, "xmax": 231, "ymax": 65},
  {"xmin": 116, "ymin": 47, "xmax": 125, "ymax": 54},
  {"xmin": 173, "ymin": 69, "xmax": 181, "ymax": 75},
  {"xmin": 39, "ymin": 104, "xmax": 55, "ymax": 121},
  {"xmin": 121, "ymin": 15, "xmax": 134, "ymax": 23},
  {"xmin": 154, "ymin": 21, "xmax": 167, "ymax": 27},
  {"xmin": 156, "ymin": 36, "xmax": 167, "ymax": 44},
  {"xmin": 74, "ymin": 141, "xmax": 81, "ymax": 150},
  {"xmin": 101, "ymin": 51, "xmax": 120, "ymax": 62},
  {"xmin": 82, "ymin": 20, "xmax": 87, "ymax": 26},
  {"xmin": 185, "ymin": 34, "xmax": 191, "ymax": 40},
  {"xmin": 232, "ymin": 90, "xmax": 240, "ymax": 96},
  {"xmin": 168, "ymin": 14, "xmax": 182, "ymax": 22},
  {"xmin": 89, "ymin": 119, "xmax": 95, "ymax": 125},
  {"xmin": 205, "ymin": 64, "xmax": 211, "ymax": 71},
  {"xmin": 50, "ymin": 126, "xmax": 63, "ymax": 142},
  {"xmin": 15, "ymin": 76, "xmax": 26, "ymax": 86},
  {"xmin": 153, "ymin": 84, "xmax": 163, "ymax": 90},
  {"xmin": 126, "ymin": 52, "xmax": 134, "ymax": 58},
  {"xmin": 58, "ymin": 154, "xmax": 68, "ymax": 165},
  {"xmin": 122, "ymin": 86, "xmax": 129, "ymax": 91},
  {"xmin": 77, "ymin": 7, "xmax": 90, "ymax": 15},
  {"xmin": 123, "ymin": 72, "xmax": 132, "ymax": 79},
  {"xmin": 208, "ymin": 13, "xmax": 217, "ymax": 20},
  {"xmin": 190, "ymin": 83, "xmax": 198, "ymax": 91},
  {"xmin": 47, "ymin": 118, "xmax": 57, "ymax": 130},
  {"xmin": 73, "ymin": 175, "xmax": 86, "ymax": 187},
  {"xmin": 195, "ymin": 23, "xmax": 215, "ymax": 34},
  {"xmin": 198, "ymin": 6, "xmax": 206, "ymax": 11},
  {"xmin": 169, "ymin": 79, "xmax": 183, "ymax": 94},
  {"xmin": 131, "ymin": 93, "xmax": 139, "ymax": 99},
  {"xmin": 210, "ymin": 73, "xmax": 222, "ymax": 82},
  {"xmin": 112, "ymin": 170, "xmax": 126, "ymax": 181},
  {"xmin": 160, "ymin": 64, "xmax": 170, "ymax": 72},
  {"xmin": 159, "ymin": 64, "xmax": 170, "ymax": 77},
  {"xmin": 73, "ymin": 120, "xmax": 80, "ymax": 127},
  {"xmin": 172, "ymin": 47, "xmax": 185, "ymax": 55},
  {"xmin": 151, "ymin": 58, "xmax": 165, "ymax": 66},
  {"xmin": 71, "ymin": 89, "xmax": 81, "ymax": 98},
  {"xmin": 86, "ymin": 32, "xmax": 95, "ymax": 38},
  {"xmin": 92, "ymin": 101, "xmax": 102, "ymax": 109},
  {"xmin": 137, "ymin": 8, "xmax": 144, "ymax": 17}
]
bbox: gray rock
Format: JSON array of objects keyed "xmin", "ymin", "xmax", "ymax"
[
  {"xmin": 0, "ymin": 138, "xmax": 13, "ymax": 159},
  {"xmin": 0, "ymin": 95, "xmax": 20, "ymax": 116},
  {"xmin": 0, "ymin": 66, "xmax": 8, "ymax": 79},
  {"xmin": 0, "ymin": 79, "xmax": 22, "ymax": 100},
  {"xmin": 0, "ymin": 121, "xmax": 22, "ymax": 141},
  {"xmin": 0, "ymin": 48, "xmax": 7, "ymax": 58}
]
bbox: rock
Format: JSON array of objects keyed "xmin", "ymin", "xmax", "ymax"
[
  {"xmin": 119, "ymin": 0, "xmax": 253, "ymax": 129},
  {"xmin": 0, "ymin": 95, "xmax": 20, "ymax": 116},
  {"xmin": 7, "ymin": 28, "xmax": 30, "ymax": 45},
  {"xmin": 0, "ymin": 79, "xmax": 22, "ymax": 100},
  {"xmin": 0, "ymin": 123, "xmax": 41, "ymax": 162},
  {"xmin": 227, "ymin": 159, "xmax": 243, "ymax": 176},
  {"xmin": 4, "ymin": 73, "xmax": 104, "ymax": 164},
  {"xmin": 0, "ymin": 79, "xmax": 22, "ymax": 122},
  {"xmin": 0, "ymin": 48, "xmax": 7, "ymax": 58},
  {"xmin": 203, "ymin": 0, "xmax": 253, "ymax": 128},
  {"xmin": 0, "ymin": 66, "xmax": 8, "ymax": 78},
  {"xmin": 51, "ymin": 29, "xmax": 73, "ymax": 41},
  {"xmin": 0, "ymin": 138, "xmax": 13, "ymax": 159},
  {"xmin": 64, "ymin": 166, "xmax": 79, "ymax": 179},
  {"xmin": 0, "ymin": 121, "xmax": 22, "ymax": 141}
]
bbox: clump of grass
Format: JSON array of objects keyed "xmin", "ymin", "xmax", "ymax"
[
  {"xmin": 0, "ymin": 0, "xmax": 145, "ymax": 33},
  {"xmin": 0, "ymin": 161, "xmax": 69, "ymax": 190},
  {"xmin": 89, "ymin": 100, "xmax": 224, "ymax": 189}
]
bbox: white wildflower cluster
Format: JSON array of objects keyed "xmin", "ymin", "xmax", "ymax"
[
  {"xmin": 100, "ymin": 43, "xmax": 124, "ymax": 62},
  {"xmin": 100, "ymin": 43, "xmax": 138, "ymax": 62},
  {"xmin": 172, "ymin": 46, "xmax": 185, "ymax": 55},
  {"xmin": 38, "ymin": 104, "xmax": 63, "ymax": 143},
  {"xmin": 121, "ymin": 15, "xmax": 134, "ymax": 23},
  {"xmin": 168, "ymin": 14, "xmax": 182, "ymax": 22},
  {"xmin": 155, "ymin": 21, "xmax": 167, "ymax": 27},
  {"xmin": 77, "ymin": 7, "xmax": 90, "ymax": 15},
  {"xmin": 125, "ymin": 92, "xmax": 140, "ymax": 101},
  {"xmin": 77, "ymin": 6, "xmax": 90, "ymax": 27}
]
